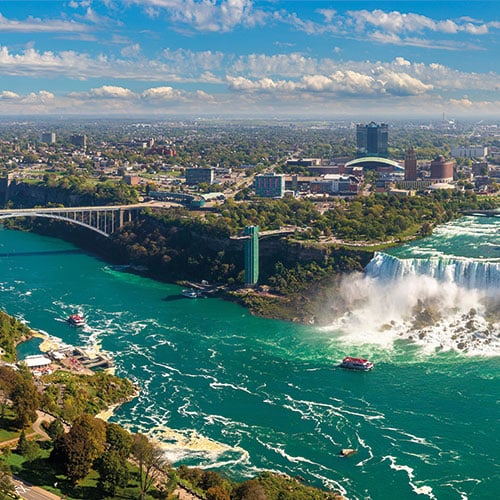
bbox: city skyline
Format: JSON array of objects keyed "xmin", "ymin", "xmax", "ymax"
[{"xmin": 0, "ymin": 1, "xmax": 499, "ymax": 118}]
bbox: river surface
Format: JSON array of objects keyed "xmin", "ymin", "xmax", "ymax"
[{"xmin": 2, "ymin": 216, "xmax": 499, "ymax": 500}]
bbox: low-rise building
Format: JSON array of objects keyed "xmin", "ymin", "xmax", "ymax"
[
  {"xmin": 310, "ymin": 174, "xmax": 359, "ymax": 195},
  {"xmin": 286, "ymin": 158, "xmax": 321, "ymax": 167},
  {"xmin": 451, "ymin": 146, "xmax": 488, "ymax": 158}
]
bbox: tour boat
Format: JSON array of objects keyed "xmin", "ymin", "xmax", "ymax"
[
  {"xmin": 67, "ymin": 314, "xmax": 86, "ymax": 327},
  {"xmin": 182, "ymin": 289, "xmax": 202, "ymax": 299},
  {"xmin": 339, "ymin": 356, "xmax": 373, "ymax": 371}
]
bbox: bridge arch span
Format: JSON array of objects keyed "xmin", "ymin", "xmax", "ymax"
[
  {"xmin": 0, "ymin": 205, "xmax": 143, "ymax": 237},
  {"xmin": 0, "ymin": 213, "xmax": 110, "ymax": 237}
]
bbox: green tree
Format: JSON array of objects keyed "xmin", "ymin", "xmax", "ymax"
[
  {"xmin": 96, "ymin": 450, "xmax": 129, "ymax": 496},
  {"xmin": 233, "ymin": 479, "xmax": 268, "ymax": 500},
  {"xmin": 10, "ymin": 366, "xmax": 39, "ymax": 428},
  {"xmin": 47, "ymin": 419, "xmax": 65, "ymax": 441},
  {"xmin": 57, "ymin": 414, "xmax": 106, "ymax": 484},
  {"xmin": 0, "ymin": 461, "xmax": 14, "ymax": 500},
  {"xmin": 131, "ymin": 433, "xmax": 169, "ymax": 500},
  {"xmin": 15, "ymin": 429, "xmax": 28, "ymax": 455},
  {"xmin": 206, "ymin": 485, "xmax": 231, "ymax": 500},
  {"xmin": 22, "ymin": 440, "xmax": 40, "ymax": 463},
  {"xmin": 105, "ymin": 422, "xmax": 132, "ymax": 459}
]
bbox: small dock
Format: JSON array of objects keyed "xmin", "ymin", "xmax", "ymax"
[
  {"xmin": 183, "ymin": 280, "xmax": 226, "ymax": 295},
  {"xmin": 46, "ymin": 345, "xmax": 114, "ymax": 372},
  {"xmin": 71, "ymin": 347, "xmax": 114, "ymax": 369}
]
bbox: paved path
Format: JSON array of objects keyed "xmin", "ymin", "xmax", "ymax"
[
  {"xmin": 13, "ymin": 477, "xmax": 62, "ymax": 500},
  {"xmin": 0, "ymin": 410, "xmax": 54, "ymax": 449},
  {"xmin": 172, "ymin": 484, "xmax": 205, "ymax": 499}
]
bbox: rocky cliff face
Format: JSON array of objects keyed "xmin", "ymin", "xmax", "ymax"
[
  {"xmin": 189, "ymin": 231, "xmax": 372, "ymax": 271},
  {"xmin": 6, "ymin": 181, "xmax": 92, "ymax": 208}
]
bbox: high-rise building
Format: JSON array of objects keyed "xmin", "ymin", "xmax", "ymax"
[
  {"xmin": 185, "ymin": 167, "xmax": 215, "ymax": 186},
  {"xmin": 430, "ymin": 155, "xmax": 454, "ymax": 181},
  {"xmin": 356, "ymin": 122, "xmax": 388, "ymax": 157},
  {"xmin": 404, "ymin": 147, "xmax": 417, "ymax": 181},
  {"xmin": 40, "ymin": 132, "xmax": 56, "ymax": 144},
  {"xmin": 70, "ymin": 134, "xmax": 87, "ymax": 148},
  {"xmin": 254, "ymin": 173, "xmax": 285, "ymax": 198},
  {"xmin": 244, "ymin": 225, "xmax": 259, "ymax": 287}
]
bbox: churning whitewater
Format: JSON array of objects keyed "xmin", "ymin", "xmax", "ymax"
[
  {"xmin": 321, "ymin": 216, "xmax": 499, "ymax": 355},
  {"xmin": 1, "ymin": 215, "xmax": 499, "ymax": 500}
]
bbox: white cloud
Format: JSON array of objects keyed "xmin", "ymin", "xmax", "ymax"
[
  {"xmin": 0, "ymin": 45, "xmax": 498, "ymax": 99},
  {"xmin": 374, "ymin": 69, "xmax": 433, "ymax": 96},
  {"xmin": 317, "ymin": 9, "xmax": 337, "ymax": 24},
  {"xmin": 227, "ymin": 68, "xmax": 432, "ymax": 98},
  {"xmin": 394, "ymin": 57, "xmax": 411, "ymax": 67},
  {"xmin": 24, "ymin": 90, "xmax": 55, "ymax": 103},
  {"xmin": 231, "ymin": 53, "xmax": 319, "ymax": 78},
  {"xmin": 162, "ymin": 48, "xmax": 226, "ymax": 73},
  {"xmin": 0, "ymin": 90, "xmax": 20, "ymax": 99},
  {"xmin": 121, "ymin": 44, "xmax": 141, "ymax": 58},
  {"xmin": 141, "ymin": 86, "xmax": 183, "ymax": 100},
  {"xmin": 129, "ymin": 0, "xmax": 266, "ymax": 32},
  {"xmin": 89, "ymin": 85, "xmax": 135, "ymax": 98},
  {"xmin": 304, "ymin": 71, "xmax": 377, "ymax": 95},
  {"xmin": 0, "ymin": 85, "xmax": 498, "ymax": 117},
  {"xmin": 0, "ymin": 12, "xmax": 90, "ymax": 33},
  {"xmin": 280, "ymin": 8, "xmax": 500, "ymax": 50},
  {"xmin": 449, "ymin": 97, "xmax": 473, "ymax": 108},
  {"xmin": 346, "ymin": 9, "xmax": 494, "ymax": 36}
]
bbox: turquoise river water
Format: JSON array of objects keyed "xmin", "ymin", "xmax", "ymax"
[{"xmin": 1, "ymin": 216, "xmax": 499, "ymax": 499}]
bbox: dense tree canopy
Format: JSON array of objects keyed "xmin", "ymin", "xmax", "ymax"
[{"xmin": 53, "ymin": 414, "xmax": 107, "ymax": 484}]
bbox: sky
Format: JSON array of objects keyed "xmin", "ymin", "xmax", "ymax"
[{"xmin": 0, "ymin": 1, "xmax": 499, "ymax": 118}]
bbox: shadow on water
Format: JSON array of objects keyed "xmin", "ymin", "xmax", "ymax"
[
  {"xmin": 0, "ymin": 249, "xmax": 83, "ymax": 258},
  {"xmin": 162, "ymin": 295, "xmax": 187, "ymax": 302},
  {"xmin": 162, "ymin": 294, "xmax": 208, "ymax": 302}
]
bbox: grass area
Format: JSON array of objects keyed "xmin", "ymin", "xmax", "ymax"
[
  {"xmin": 5, "ymin": 444, "xmax": 161, "ymax": 500},
  {"xmin": 0, "ymin": 409, "xmax": 34, "ymax": 443}
]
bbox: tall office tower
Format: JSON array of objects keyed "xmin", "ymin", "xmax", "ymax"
[
  {"xmin": 356, "ymin": 122, "xmax": 388, "ymax": 157},
  {"xmin": 244, "ymin": 225, "xmax": 259, "ymax": 287},
  {"xmin": 404, "ymin": 147, "xmax": 417, "ymax": 181}
]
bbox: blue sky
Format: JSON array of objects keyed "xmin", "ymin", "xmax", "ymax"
[{"xmin": 0, "ymin": 1, "xmax": 499, "ymax": 118}]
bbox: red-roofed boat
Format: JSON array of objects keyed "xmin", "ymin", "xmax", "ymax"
[
  {"xmin": 67, "ymin": 314, "xmax": 86, "ymax": 327},
  {"xmin": 339, "ymin": 356, "xmax": 373, "ymax": 371}
]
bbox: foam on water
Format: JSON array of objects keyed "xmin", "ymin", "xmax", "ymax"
[
  {"xmin": 1, "ymin": 219, "xmax": 498, "ymax": 499},
  {"xmin": 319, "ymin": 273, "xmax": 499, "ymax": 355},
  {"xmin": 383, "ymin": 455, "xmax": 437, "ymax": 499}
]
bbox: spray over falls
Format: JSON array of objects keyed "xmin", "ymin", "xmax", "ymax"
[{"xmin": 322, "ymin": 217, "xmax": 500, "ymax": 355}]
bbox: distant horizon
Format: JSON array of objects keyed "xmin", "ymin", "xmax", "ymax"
[
  {"xmin": 0, "ymin": 2, "xmax": 498, "ymax": 118},
  {"xmin": 0, "ymin": 114, "xmax": 497, "ymax": 125}
]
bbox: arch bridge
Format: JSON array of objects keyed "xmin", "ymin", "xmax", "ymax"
[{"xmin": 0, "ymin": 204, "xmax": 145, "ymax": 237}]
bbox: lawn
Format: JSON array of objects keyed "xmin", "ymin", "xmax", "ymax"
[
  {"xmin": 0, "ymin": 408, "xmax": 34, "ymax": 443},
  {"xmin": 5, "ymin": 444, "xmax": 163, "ymax": 500}
]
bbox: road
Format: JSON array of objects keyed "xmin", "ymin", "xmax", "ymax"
[{"xmin": 12, "ymin": 477, "xmax": 61, "ymax": 500}]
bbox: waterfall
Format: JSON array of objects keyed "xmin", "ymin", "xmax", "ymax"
[
  {"xmin": 365, "ymin": 252, "xmax": 500, "ymax": 291},
  {"xmin": 319, "ymin": 218, "xmax": 499, "ymax": 354}
]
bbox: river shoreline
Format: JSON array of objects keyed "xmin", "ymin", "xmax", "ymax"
[{"xmin": 12, "ymin": 325, "xmax": 139, "ymax": 419}]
